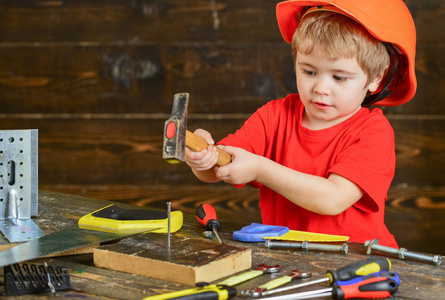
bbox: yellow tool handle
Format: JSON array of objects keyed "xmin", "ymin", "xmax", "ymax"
[
  {"xmin": 217, "ymin": 270, "xmax": 263, "ymax": 286},
  {"xmin": 78, "ymin": 205, "xmax": 183, "ymax": 234},
  {"xmin": 143, "ymin": 284, "xmax": 233, "ymax": 300},
  {"xmin": 186, "ymin": 130, "xmax": 231, "ymax": 166},
  {"xmin": 258, "ymin": 275, "xmax": 292, "ymax": 290}
]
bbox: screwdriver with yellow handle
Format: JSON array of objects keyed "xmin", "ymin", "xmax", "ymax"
[
  {"xmin": 245, "ymin": 257, "xmax": 392, "ymax": 297},
  {"xmin": 143, "ymin": 283, "xmax": 236, "ymax": 300}
]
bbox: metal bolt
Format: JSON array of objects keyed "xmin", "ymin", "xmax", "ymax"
[
  {"xmin": 364, "ymin": 239, "xmax": 442, "ymax": 266},
  {"xmin": 265, "ymin": 240, "xmax": 348, "ymax": 254}
]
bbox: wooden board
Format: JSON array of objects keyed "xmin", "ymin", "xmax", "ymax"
[{"xmin": 94, "ymin": 233, "xmax": 252, "ymax": 286}]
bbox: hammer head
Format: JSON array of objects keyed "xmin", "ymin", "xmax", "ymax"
[{"xmin": 163, "ymin": 93, "xmax": 189, "ymax": 164}]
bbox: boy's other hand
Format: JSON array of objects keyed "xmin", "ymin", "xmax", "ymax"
[
  {"xmin": 215, "ymin": 146, "xmax": 260, "ymax": 185},
  {"xmin": 184, "ymin": 129, "xmax": 219, "ymax": 171}
]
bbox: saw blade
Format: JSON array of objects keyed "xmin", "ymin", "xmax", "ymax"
[{"xmin": 0, "ymin": 226, "xmax": 154, "ymax": 268}]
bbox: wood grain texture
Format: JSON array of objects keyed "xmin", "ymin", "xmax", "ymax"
[
  {"xmin": 0, "ymin": 1, "xmax": 444, "ymax": 114},
  {"xmin": 1, "ymin": 117, "xmax": 445, "ymax": 186},
  {"xmin": 0, "ymin": 1, "xmax": 281, "ymax": 43},
  {"xmin": 18, "ymin": 191, "xmax": 444, "ymax": 300},
  {"xmin": 0, "ymin": 43, "xmax": 443, "ymax": 114},
  {"xmin": 0, "ymin": 0, "xmax": 442, "ymax": 43},
  {"xmin": 0, "ymin": 44, "xmax": 293, "ymax": 114}
]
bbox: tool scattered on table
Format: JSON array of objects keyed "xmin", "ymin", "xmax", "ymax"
[
  {"xmin": 241, "ymin": 270, "xmax": 312, "ymax": 297},
  {"xmin": 0, "ymin": 129, "xmax": 45, "ymax": 243},
  {"xmin": 365, "ymin": 238, "xmax": 442, "ymax": 266},
  {"xmin": 335, "ymin": 271, "xmax": 400, "ymax": 286},
  {"xmin": 1, "ymin": 263, "xmax": 70, "ymax": 296},
  {"xmin": 265, "ymin": 240, "xmax": 348, "ymax": 254},
  {"xmin": 218, "ymin": 264, "xmax": 280, "ymax": 286},
  {"xmin": 196, "ymin": 203, "xmax": 223, "ymax": 244},
  {"xmin": 250, "ymin": 257, "xmax": 392, "ymax": 297},
  {"xmin": 143, "ymin": 283, "xmax": 237, "ymax": 300},
  {"xmin": 233, "ymin": 223, "xmax": 349, "ymax": 242},
  {"xmin": 0, "ymin": 205, "xmax": 182, "ymax": 268},
  {"xmin": 163, "ymin": 92, "xmax": 231, "ymax": 166},
  {"xmin": 259, "ymin": 276, "xmax": 399, "ymax": 300},
  {"xmin": 79, "ymin": 204, "xmax": 182, "ymax": 234}
]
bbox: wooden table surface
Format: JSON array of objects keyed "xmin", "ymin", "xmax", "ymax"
[{"xmin": 0, "ymin": 190, "xmax": 443, "ymax": 299}]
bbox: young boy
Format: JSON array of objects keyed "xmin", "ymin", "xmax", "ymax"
[{"xmin": 185, "ymin": 0, "xmax": 416, "ymax": 247}]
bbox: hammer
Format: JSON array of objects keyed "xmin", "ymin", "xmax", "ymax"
[{"xmin": 163, "ymin": 93, "xmax": 231, "ymax": 166}]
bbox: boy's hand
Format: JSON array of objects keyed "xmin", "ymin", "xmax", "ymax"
[
  {"xmin": 185, "ymin": 129, "xmax": 219, "ymax": 171},
  {"xmin": 214, "ymin": 146, "xmax": 261, "ymax": 185}
]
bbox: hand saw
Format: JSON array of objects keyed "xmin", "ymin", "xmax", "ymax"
[{"xmin": 0, "ymin": 205, "xmax": 183, "ymax": 268}]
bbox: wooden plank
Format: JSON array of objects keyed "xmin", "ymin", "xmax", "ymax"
[
  {"xmin": 94, "ymin": 234, "xmax": 251, "ymax": 285},
  {"xmin": 1, "ymin": 117, "xmax": 444, "ymax": 186},
  {"xmin": 0, "ymin": 117, "xmax": 243, "ymax": 186},
  {"xmin": 0, "ymin": 44, "xmax": 443, "ymax": 115},
  {"xmin": 404, "ymin": 0, "xmax": 445, "ymax": 43},
  {"xmin": 385, "ymin": 185, "xmax": 445, "ymax": 254},
  {"xmin": 382, "ymin": 45, "xmax": 445, "ymax": 115},
  {"xmin": 0, "ymin": 43, "xmax": 293, "ymax": 114},
  {"xmin": 390, "ymin": 117, "xmax": 445, "ymax": 185},
  {"xmin": 0, "ymin": 0, "xmax": 281, "ymax": 43},
  {"xmin": 0, "ymin": 0, "xmax": 442, "ymax": 43}
]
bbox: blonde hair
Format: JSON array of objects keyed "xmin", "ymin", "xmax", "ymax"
[{"xmin": 292, "ymin": 11, "xmax": 390, "ymax": 87}]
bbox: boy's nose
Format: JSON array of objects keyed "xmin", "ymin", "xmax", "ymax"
[{"xmin": 313, "ymin": 78, "xmax": 330, "ymax": 96}]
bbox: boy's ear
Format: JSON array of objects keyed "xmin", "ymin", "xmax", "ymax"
[{"xmin": 368, "ymin": 71, "xmax": 386, "ymax": 93}]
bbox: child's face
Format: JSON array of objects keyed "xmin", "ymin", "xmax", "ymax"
[{"xmin": 296, "ymin": 49, "xmax": 380, "ymax": 130}]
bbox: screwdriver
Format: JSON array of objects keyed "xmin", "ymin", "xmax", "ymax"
[
  {"xmin": 253, "ymin": 257, "xmax": 391, "ymax": 296},
  {"xmin": 260, "ymin": 276, "xmax": 399, "ymax": 300},
  {"xmin": 143, "ymin": 283, "xmax": 236, "ymax": 300},
  {"xmin": 196, "ymin": 203, "xmax": 223, "ymax": 244},
  {"xmin": 336, "ymin": 271, "xmax": 400, "ymax": 286}
]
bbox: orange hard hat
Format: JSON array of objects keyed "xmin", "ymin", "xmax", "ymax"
[{"xmin": 276, "ymin": 0, "xmax": 417, "ymax": 106}]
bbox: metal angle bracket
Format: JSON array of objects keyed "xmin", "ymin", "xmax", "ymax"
[{"xmin": 0, "ymin": 130, "xmax": 44, "ymax": 243}]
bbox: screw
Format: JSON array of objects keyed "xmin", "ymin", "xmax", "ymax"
[
  {"xmin": 364, "ymin": 239, "xmax": 442, "ymax": 266},
  {"xmin": 265, "ymin": 240, "xmax": 348, "ymax": 254}
]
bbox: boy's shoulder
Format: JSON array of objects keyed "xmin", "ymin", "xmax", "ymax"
[
  {"xmin": 358, "ymin": 106, "xmax": 391, "ymax": 125},
  {"xmin": 347, "ymin": 107, "xmax": 394, "ymax": 140}
]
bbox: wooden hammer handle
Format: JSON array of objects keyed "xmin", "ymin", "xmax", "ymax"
[{"xmin": 185, "ymin": 130, "xmax": 231, "ymax": 166}]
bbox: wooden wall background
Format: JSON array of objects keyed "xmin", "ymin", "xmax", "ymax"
[{"xmin": 0, "ymin": 0, "xmax": 444, "ymax": 254}]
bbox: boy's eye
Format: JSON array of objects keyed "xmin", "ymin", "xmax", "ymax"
[
  {"xmin": 333, "ymin": 75, "xmax": 348, "ymax": 81},
  {"xmin": 303, "ymin": 70, "xmax": 316, "ymax": 76}
]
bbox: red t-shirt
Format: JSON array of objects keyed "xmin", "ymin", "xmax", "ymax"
[{"xmin": 219, "ymin": 94, "xmax": 397, "ymax": 247}]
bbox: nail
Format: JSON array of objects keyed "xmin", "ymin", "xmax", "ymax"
[{"xmin": 167, "ymin": 202, "xmax": 171, "ymax": 248}]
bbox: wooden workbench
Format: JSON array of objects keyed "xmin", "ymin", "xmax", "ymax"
[{"xmin": 0, "ymin": 190, "xmax": 443, "ymax": 299}]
